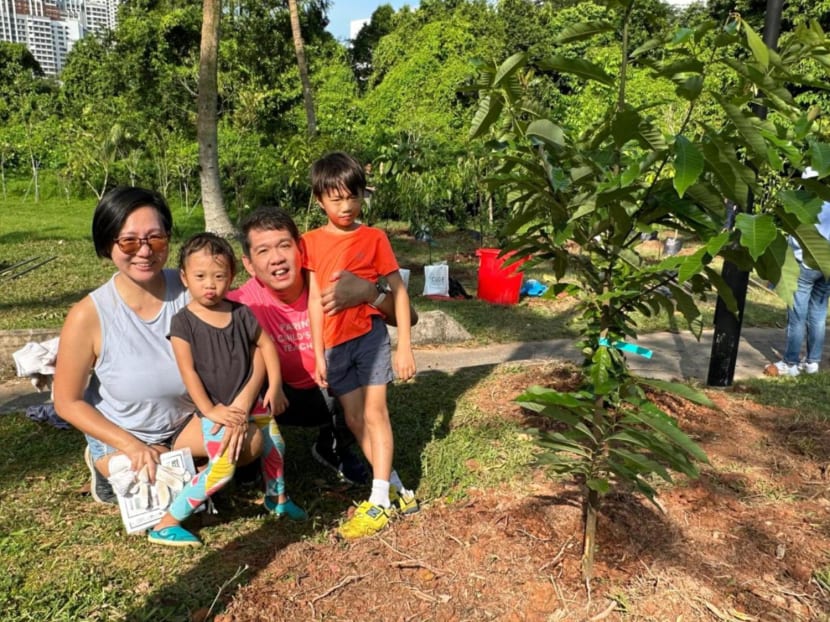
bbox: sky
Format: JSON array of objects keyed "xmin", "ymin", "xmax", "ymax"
[{"xmin": 325, "ymin": 1, "xmax": 418, "ymax": 42}]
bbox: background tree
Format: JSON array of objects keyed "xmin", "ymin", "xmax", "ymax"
[
  {"xmin": 287, "ymin": 0, "xmax": 318, "ymax": 136},
  {"xmin": 198, "ymin": 0, "xmax": 234, "ymax": 235}
]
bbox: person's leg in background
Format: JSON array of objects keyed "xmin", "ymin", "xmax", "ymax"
[
  {"xmin": 278, "ymin": 384, "xmax": 368, "ymax": 485},
  {"xmin": 235, "ymin": 384, "xmax": 368, "ymax": 486},
  {"xmin": 803, "ymin": 268, "xmax": 830, "ymax": 371},
  {"xmin": 780, "ymin": 263, "xmax": 815, "ymax": 373}
]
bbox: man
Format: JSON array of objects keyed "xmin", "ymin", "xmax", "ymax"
[{"xmin": 227, "ymin": 206, "xmax": 417, "ymax": 484}]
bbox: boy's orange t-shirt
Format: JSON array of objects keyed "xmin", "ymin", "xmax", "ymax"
[{"xmin": 302, "ymin": 225, "xmax": 399, "ymax": 349}]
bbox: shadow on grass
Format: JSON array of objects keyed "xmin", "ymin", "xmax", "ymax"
[
  {"xmin": 0, "ymin": 362, "xmax": 497, "ymax": 618},
  {"xmin": 385, "ymin": 366, "xmax": 494, "ymax": 491}
]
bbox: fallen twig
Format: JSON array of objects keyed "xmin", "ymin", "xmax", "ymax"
[
  {"xmin": 310, "ymin": 573, "xmax": 367, "ymax": 605},
  {"xmin": 205, "ymin": 564, "xmax": 248, "ymax": 619},
  {"xmin": 516, "ymin": 527, "xmax": 552, "ymax": 542},
  {"xmin": 391, "ymin": 559, "xmax": 445, "ymax": 575},
  {"xmin": 380, "ymin": 536, "xmax": 447, "ymax": 577},
  {"xmin": 539, "ymin": 536, "xmax": 573, "ymax": 572},
  {"xmin": 446, "ymin": 532, "xmax": 465, "ymax": 547},
  {"xmin": 587, "ymin": 599, "xmax": 617, "ymax": 621}
]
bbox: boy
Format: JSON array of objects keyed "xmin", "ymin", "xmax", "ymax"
[{"xmin": 303, "ymin": 151, "xmax": 417, "ymax": 538}]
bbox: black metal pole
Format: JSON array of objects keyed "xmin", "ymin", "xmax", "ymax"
[{"xmin": 706, "ymin": 0, "xmax": 785, "ymax": 387}]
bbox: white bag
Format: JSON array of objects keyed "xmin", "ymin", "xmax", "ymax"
[{"xmin": 422, "ymin": 263, "xmax": 449, "ymax": 296}]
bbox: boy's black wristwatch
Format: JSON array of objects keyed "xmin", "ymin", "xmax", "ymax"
[{"xmin": 370, "ymin": 281, "xmax": 391, "ymax": 308}]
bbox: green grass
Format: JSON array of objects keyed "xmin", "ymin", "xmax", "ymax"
[
  {"xmin": 0, "ymin": 365, "xmax": 538, "ymax": 620},
  {"xmin": 740, "ymin": 371, "xmax": 830, "ymax": 423},
  {"xmin": 0, "ymin": 195, "xmax": 206, "ymax": 330},
  {"xmin": 1, "ymin": 196, "xmax": 787, "ymax": 336}
]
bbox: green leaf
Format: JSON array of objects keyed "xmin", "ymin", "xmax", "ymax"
[
  {"xmin": 590, "ymin": 346, "xmax": 614, "ymax": 394},
  {"xmin": 675, "ymin": 75, "xmax": 703, "ymax": 100},
  {"xmin": 705, "ymin": 230, "xmax": 730, "ymax": 256},
  {"xmin": 586, "ymin": 478, "xmax": 611, "ymax": 494},
  {"xmin": 612, "ymin": 109, "xmax": 641, "ymax": 147},
  {"xmin": 718, "ymin": 99, "xmax": 767, "ymax": 161},
  {"xmin": 630, "ymin": 38, "xmax": 660, "ymax": 58},
  {"xmin": 809, "ymin": 142, "xmax": 830, "ymax": 177},
  {"xmin": 469, "ymin": 94, "xmax": 504, "ymax": 140},
  {"xmin": 734, "ymin": 213, "xmax": 777, "ymax": 261},
  {"xmin": 774, "ymin": 247, "xmax": 800, "ymax": 306},
  {"xmin": 671, "ymin": 27, "xmax": 694, "ymax": 45},
  {"xmin": 516, "ymin": 386, "xmax": 590, "ymax": 410},
  {"xmin": 637, "ymin": 378, "xmax": 714, "ymax": 407},
  {"xmin": 555, "ymin": 21, "xmax": 615, "ymax": 44},
  {"xmin": 743, "ymin": 20, "xmax": 769, "ymax": 69},
  {"xmin": 677, "ymin": 245, "xmax": 708, "ymax": 283},
  {"xmin": 795, "ymin": 223, "xmax": 830, "ymax": 279},
  {"xmin": 539, "ymin": 55, "xmax": 614, "ymax": 87},
  {"xmin": 638, "ymin": 121, "xmax": 667, "ymax": 152},
  {"xmin": 666, "ymin": 283, "xmax": 701, "ymax": 325},
  {"xmin": 493, "ymin": 52, "xmax": 526, "ymax": 88},
  {"xmin": 673, "ymin": 135, "xmax": 703, "ymax": 198},
  {"xmin": 609, "ymin": 448, "xmax": 672, "ymax": 482},
  {"xmin": 629, "ymin": 404, "xmax": 709, "ymax": 463},
  {"xmin": 779, "ymin": 189, "xmax": 823, "ymax": 223},
  {"xmin": 527, "ymin": 119, "xmax": 565, "ymax": 148},
  {"xmin": 703, "ymin": 265, "xmax": 738, "ymax": 314}
]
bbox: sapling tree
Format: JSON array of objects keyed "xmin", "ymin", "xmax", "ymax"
[{"xmin": 471, "ymin": 0, "xmax": 830, "ymax": 580}]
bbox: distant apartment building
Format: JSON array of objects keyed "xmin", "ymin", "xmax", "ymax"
[{"xmin": 0, "ymin": 0, "xmax": 121, "ymax": 75}]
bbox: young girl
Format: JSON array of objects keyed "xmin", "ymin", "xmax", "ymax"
[{"xmin": 149, "ymin": 233, "xmax": 305, "ymax": 547}]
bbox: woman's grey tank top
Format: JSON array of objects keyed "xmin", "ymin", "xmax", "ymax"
[{"xmin": 84, "ymin": 269, "xmax": 193, "ymax": 444}]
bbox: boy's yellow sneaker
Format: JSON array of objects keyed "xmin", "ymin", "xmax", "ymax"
[
  {"xmin": 338, "ymin": 501, "xmax": 390, "ymax": 539},
  {"xmin": 390, "ymin": 486, "xmax": 420, "ymax": 515}
]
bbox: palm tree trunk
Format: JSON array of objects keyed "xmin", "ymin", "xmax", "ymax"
[
  {"xmin": 288, "ymin": 0, "xmax": 317, "ymax": 137},
  {"xmin": 198, "ymin": 0, "xmax": 235, "ymax": 236}
]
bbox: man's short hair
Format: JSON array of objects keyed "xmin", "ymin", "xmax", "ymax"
[
  {"xmin": 239, "ymin": 206, "xmax": 301, "ymax": 256},
  {"xmin": 310, "ymin": 151, "xmax": 366, "ymax": 200}
]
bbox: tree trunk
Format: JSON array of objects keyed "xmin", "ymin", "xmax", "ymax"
[
  {"xmin": 288, "ymin": 0, "xmax": 317, "ymax": 137},
  {"xmin": 581, "ymin": 487, "xmax": 599, "ymax": 582},
  {"xmin": 198, "ymin": 0, "xmax": 235, "ymax": 236}
]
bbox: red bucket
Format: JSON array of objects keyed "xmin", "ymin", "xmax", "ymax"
[{"xmin": 475, "ymin": 248, "xmax": 529, "ymax": 305}]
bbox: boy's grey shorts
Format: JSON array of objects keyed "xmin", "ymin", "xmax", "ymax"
[{"xmin": 325, "ymin": 316, "xmax": 394, "ymax": 396}]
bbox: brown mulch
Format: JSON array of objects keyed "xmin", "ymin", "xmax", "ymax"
[{"xmin": 217, "ymin": 364, "xmax": 830, "ymax": 621}]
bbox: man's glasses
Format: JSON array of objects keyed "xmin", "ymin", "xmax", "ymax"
[{"xmin": 113, "ymin": 234, "xmax": 170, "ymax": 254}]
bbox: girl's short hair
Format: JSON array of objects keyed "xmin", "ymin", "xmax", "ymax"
[
  {"xmin": 178, "ymin": 232, "xmax": 237, "ymax": 275},
  {"xmin": 92, "ymin": 186, "xmax": 173, "ymax": 259}
]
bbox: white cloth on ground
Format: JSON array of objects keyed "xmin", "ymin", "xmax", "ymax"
[{"xmin": 12, "ymin": 337, "xmax": 59, "ymax": 393}]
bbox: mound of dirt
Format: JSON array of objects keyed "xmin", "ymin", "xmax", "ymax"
[{"xmin": 217, "ymin": 367, "xmax": 830, "ymax": 621}]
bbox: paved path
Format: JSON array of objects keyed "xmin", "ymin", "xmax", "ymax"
[
  {"xmin": 1, "ymin": 327, "xmax": 785, "ymax": 415},
  {"xmin": 415, "ymin": 327, "xmax": 784, "ymax": 382}
]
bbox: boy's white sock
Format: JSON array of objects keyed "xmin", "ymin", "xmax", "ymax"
[{"xmin": 369, "ymin": 479, "xmax": 391, "ymax": 508}]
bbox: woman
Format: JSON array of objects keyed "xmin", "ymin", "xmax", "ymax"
[{"xmin": 53, "ymin": 186, "xmax": 263, "ymax": 547}]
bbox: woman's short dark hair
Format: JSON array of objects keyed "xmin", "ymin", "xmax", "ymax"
[
  {"xmin": 92, "ymin": 186, "xmax": 173, "ymax": 259},
  {"xmin": 238, "ymin": 206, "xmax": 301, "ymax": 256},
  {"xmin": 310, "ymin": 151, "xmax": 366, "ymax": 200},
  {"xmin": 178, "ymin": 232, "xmax": 236, "ymax": 276}
]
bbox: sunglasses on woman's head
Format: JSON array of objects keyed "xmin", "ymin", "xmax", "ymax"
[{"xmin": 113, "ymin": 234, "xmax": 170, "ymax": 254}]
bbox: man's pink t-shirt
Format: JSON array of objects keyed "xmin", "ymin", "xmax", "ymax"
[{"xmin": 227, "ymin": 278, "xmax": 317, "ymax": 389}]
